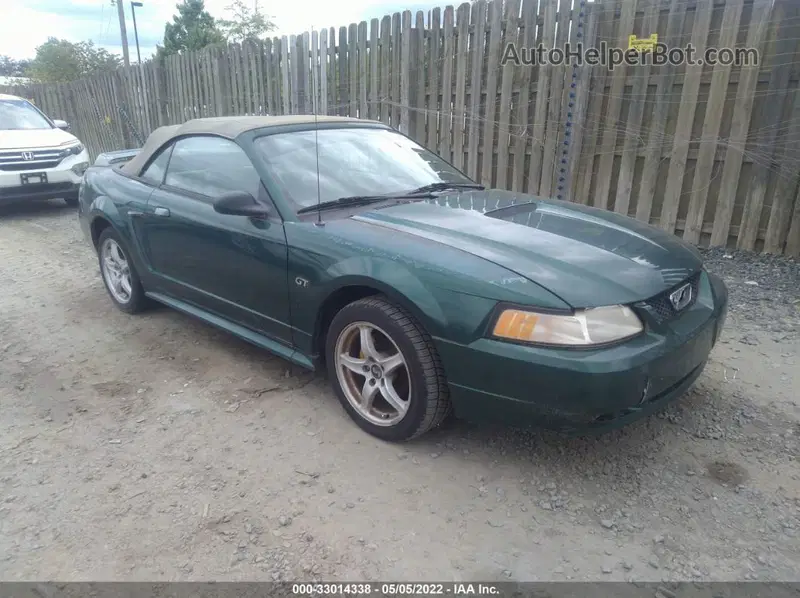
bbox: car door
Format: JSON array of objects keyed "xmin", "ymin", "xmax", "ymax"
[
  {"xmin": 122, "ymin": 143, "xmax": 173, "ymax": 276},
  {"xmin": 137, "ymin": 135, "xmax": 292, "ymax": 346}
]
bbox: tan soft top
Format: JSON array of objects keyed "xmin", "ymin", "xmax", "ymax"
[{"xmin": 121, "ymin": 115, "xmax": 380, "ymax": 175}]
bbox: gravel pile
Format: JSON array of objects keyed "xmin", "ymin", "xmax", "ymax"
[{"xmin": 700, "ymin": 247, "xmax": 799, "ymax": 335}]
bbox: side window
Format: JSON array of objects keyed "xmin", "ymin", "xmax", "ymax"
[
  {"xmin": 164, "ymin": 136, "xmax": 261, "ymax": 199},
  {"xmin": 140, "ymin": 145, "xmax": 172, "ymax": 185}
]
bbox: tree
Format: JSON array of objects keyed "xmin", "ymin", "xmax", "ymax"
[
  {"xmin": 157, "ymin": 0, "xmax": 225, "ymax": 59},
  {"xmin": 218, "ymin": 0, "xmax": 276, "ymax": 43},
  {"xmin": 0, "ymin": 56, "xmax": 31, "ymax": 77},
  {"xmin": 26, "ymin": 39, "xmax": 121, "ymax": 83}
]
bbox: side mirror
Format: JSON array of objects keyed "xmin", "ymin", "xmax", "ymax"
[
  {"xmin": 213, "ymin": 191, "xmax": 269, "ymax": 218},
  {"xmin": 53, "ymin": 119, "xmax": 70, "ymax": 131}
]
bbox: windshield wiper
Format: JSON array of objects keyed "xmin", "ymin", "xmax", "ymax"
[
  {"xmin": 295, "ymin": 182, "xmax": 484, "ymax": 215},
  {"xmin": 296, "ymin": 192, "xmax": 433, "ymax": 215},
  {"xmin": 405, "ymin": 182, "xmax": 485, "ymax": 194}
]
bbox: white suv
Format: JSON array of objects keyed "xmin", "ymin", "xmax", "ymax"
[{"xmin": 0, "ymin": 93, "xmax": 91, "ymax": 207}]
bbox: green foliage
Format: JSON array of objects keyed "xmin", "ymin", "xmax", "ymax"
[
  {"xmin": 157, "ymin": 0, "xmax": 226, "ymax": 60},
  {"xmin": 0, "ymin": 56, "xmax": 31, "ymax": 77},
  {"xmin": 218, "ymin": 0, "xmax": 276, "ymax": 43},
  {"xmin": 26, "ymin": 39, "xmax": 121, "ymax": 83}
]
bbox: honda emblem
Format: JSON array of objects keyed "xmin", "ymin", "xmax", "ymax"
[{"xmin": 21, "ymin": 152, "xmax": 34, "ymax": 161}]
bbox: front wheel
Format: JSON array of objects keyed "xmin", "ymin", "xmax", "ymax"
[{"xmin": 325, "ymin": 296, "xmax": 451, "ymax": 441}]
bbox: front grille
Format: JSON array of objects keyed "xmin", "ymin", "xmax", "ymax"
[
  {"xmin": 641, "ymin": 271, "xmax": 701, "ymax": 323},
  {"xmin": 0, "ymin": 160, "xmax": 61, "ymax": 171},
  {"xmin": 0, "ymin": 148, "xmax": 68, "ymax": 172}
]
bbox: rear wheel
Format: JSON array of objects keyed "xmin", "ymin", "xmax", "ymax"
[
  {"xmin": 97, "ymin": 228, "xmax": 149, "ymax": 314},
  {"xmin": 325, "ymin": 296, "xmax": 451, "ymax": 441}
]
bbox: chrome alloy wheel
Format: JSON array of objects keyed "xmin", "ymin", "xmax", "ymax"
[
  {"xmin": 100, "ymin": 238, "xmax": 133, "ymax": 304},
  {"xmin": 334, "ymin": 321, "xmax": 412, "ymax": 427}
]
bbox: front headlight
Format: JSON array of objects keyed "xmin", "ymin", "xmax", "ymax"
[
  {"xmin": 491, "ymin": 305, "xmax": 643, "ymax": 347},
  {"xmin": 61, "ymin": 141, "xmax": 85, "ymax": 156}
]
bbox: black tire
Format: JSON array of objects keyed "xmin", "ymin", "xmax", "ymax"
[
  {"xmin": 97, "ymin": 227, "xmax": 149, "ymax": 314},
  {"xmin": 325, "ymin": 296, "xmax": 451, "ymax": 441}
]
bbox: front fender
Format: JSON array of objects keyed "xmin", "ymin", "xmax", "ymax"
[
  {"xmin": 286, "ymin": 218, "xmax": 570, "ymax": 361},
  {"xmin": 290, "ymin": 251, "xmax": 514, "ymax": 366},
  {"xmin": 321, "ymin": 257, "xmax": 449, "ymax": 335},
  {"xmin": 288, "ymin": 250, "xmax": 453, "ymax": 358}
]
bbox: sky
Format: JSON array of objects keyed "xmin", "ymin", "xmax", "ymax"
[{"xmin": 0, "ymin": 0, "xmax": 444, "ymax": 61}]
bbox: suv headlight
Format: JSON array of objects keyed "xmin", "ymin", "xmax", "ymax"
[
  {"xmin": 491, "ymin": 305, "xmax": 643, "ymax": 347},
  {"xmin": 61, "ymin": 141, "xmax": 85, "ymax": 156}
]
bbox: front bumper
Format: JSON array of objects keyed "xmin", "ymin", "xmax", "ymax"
[
  {"xmin": 436, "ymin": 271, "xmax": 728, "ymax": 433},
  {"xmin": 0, "ymin": 181, "xmax": 80, "ymax": 204},
  {"xmin": 0, "ymin": 150, "xmax": 89, "ymax": 204}
]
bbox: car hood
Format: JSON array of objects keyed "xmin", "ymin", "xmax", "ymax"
[
  {"xmin": 0, "ymin": 127, "xmax": 78, "ymax": 150},
  {"xmin": 352, "ymin": 190, "xmax": 703, "ymax": 308}
]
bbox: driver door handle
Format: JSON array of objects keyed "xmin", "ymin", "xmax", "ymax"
[{"xmin": 153, "ymin": 207, "xmax": 171, "ymax": 217}]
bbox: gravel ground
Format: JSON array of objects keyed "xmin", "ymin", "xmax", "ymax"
[{"xmin": 0, "ymin": 202, "xmax": 798, "ymax": 582}]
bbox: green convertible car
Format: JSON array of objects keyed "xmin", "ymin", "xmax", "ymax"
[{"xmin": 78, "ymin": 115, "xmax": 728, "ymax": 441}]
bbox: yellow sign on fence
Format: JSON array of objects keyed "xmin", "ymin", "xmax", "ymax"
[{"xmin": 629, "ymin": 33, "xmax": 658, "ymax": 52}]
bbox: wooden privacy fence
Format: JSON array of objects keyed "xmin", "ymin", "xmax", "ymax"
[{"xmin": 3, "ymin": 0, "xmax": 800, "ymax": 255}]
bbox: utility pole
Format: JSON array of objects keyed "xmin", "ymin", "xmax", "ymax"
[
  {"xmin": 131, "ymin": 2, "xmax": 143, "ymax": 64},
  {"xmin": 116, "ymin": 0, "xmax": 130, "ymax": 67}
]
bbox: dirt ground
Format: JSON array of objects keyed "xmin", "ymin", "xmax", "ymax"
[{"xmin": 0, "ymin": 201, "xmax": 798, "ymax": 582}]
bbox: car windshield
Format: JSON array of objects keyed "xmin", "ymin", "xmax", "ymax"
[
  {"xmin": 0, "ymin": 99, "xmax": 53, "ymax": 130},
  {"xmin": 253, "ymin": 127, "xmax": 474, "ymax": 209}
]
